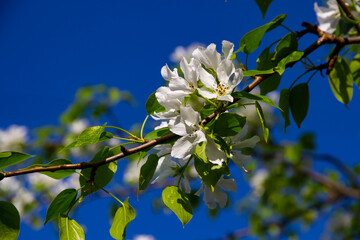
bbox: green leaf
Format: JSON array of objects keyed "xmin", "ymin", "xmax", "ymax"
[
  {"xmin": 79, "ymin": 147, "xmax": 117, "ymax": 198},
  {"xmin": 273, "ymin": 33, "xmax": 298, "ymax": 62},
  {"xmin": 59, "ymin": 215, "xmax": 85, "ymax": 240},
  {"xmin": 232, "ymin": 91, "xmax": 280, "ymax": 109},
  {"xmin": 350, "ymin": 53, "xmax": 360, "ymax": 88},
  {"xmin": 144, "ymin": 127, "xmax": 172, "ymax": 140},
  {"xmin": 0, "ymin": 201, "xmax": 20, "ymax": 240},
  {"xmin": 329, "ymin": 57, "xmax": 353, "ymax": 106},
  {"xmin": 255, "ymin": 101, "xmax": 269, "ymax": 142},
  {"xmin": 162, "ymin": 186, "xmax": 193, "ymax": 227},
  {"xmin": 279, "ymin": 88, "xmax": 291, "ymax": 132},
  {"xmin": 253, "ymin": 0, "xmax": 274, "ymax": 18},
  {"xmin": 0, "ymin": 152, "xmax": 34, "ymax": 169},
  {"xmin": 194, "ymin": 143, "xmax": 229, "ymax": 189},
  {"xmin": 243, "ymin": 69, "xmax": 275, "ymax": 76},
  {"xmin": 239, "ymin": 14, "xmax": 287, "ymax": 54},
  {"xmin": 290, "ymin": 83, "xmax": 309, "ymax": 128},
  {"xmin": 213, "ymin": 113, "xmax": 246, "ymax": 137},
  {"xmin": 275, "ymin": 51, "xmax": 304, "ymax": 75},
  {"xmin": 145, "ymin": 92, "xmax": 165, "ymax": 115},
  {"xmin": 44, "ymin": 189, "xmax": 78, "ymax": 225},
  {"xmin": 256, "ymin": 47, "xmax": 282, "ymax": 94},
  {"xmin": 63, "ymin": 123, "xmax": 113, "ymax": 151},
  {"xmin": 22, "ymin": 159, "xmax": 75, "ymax": 179},
  {"xmin": 109, "ymin": 198, "xmax": 136, "ymax": 240},
  {"xmin": 138, "ymin": 154, "xmax": 159, "ymax": 191}
]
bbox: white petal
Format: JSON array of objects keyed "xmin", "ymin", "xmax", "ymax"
[
  {"xmin": 206, "ymin": 137, "xmax": 226, "ymax": 165},
  {"xmin": 180, "ymin": 57, "xmax": 199, "ymax": 87},
  {"xmin": 217, "ymin": 59, "xmax": 234, "ymax": 85},
  {"xmin": 193, "ymin": 129, "xmax": 207, "ymax": 145},
  {"xmin": 232, "ymin": 136, "xmax": 260, "ymax": 148},
  {"xmin": 232, "ymin": 151, "xmax": 252, "ymax": 170},
  {"xmin": 218, "ymin": 94, "xmax": 234, "ymax": 102},
  {"xmin": 169, "ymin": 116, "xmax": 188, "ymax": 136},
  {"xmin": 197, "ymin": 88, "xmax": 217, "ymax": 99},
  {"xmin": 180, "ymin": 105, "xmax": 200, "ymax": 126},
  {"xmin": 195, "ymin": 184, "xmax": 204, "ymax": 196},
  {"xmin": 168, "ymin": 77, "xmax": 193, "ymax": 93},
  {"xmin": 204, "ymin": 43, "xmax": 221, "ymax": 70},
  {"xmin": 212, "ymin": 185, "xmax": 228, "ymax": 208},
  {"xmin": 218, "ymin": 177, "xmax": 237, "ymax": 193},
  {"xmin": 199, "ymin": 67, "xmax": 216, "ymax": 90},
  {"xmin": 222, "ymin": 40, "xmax": 234, "ymax": 60},
  {"xmin": 171, "ymin": 135, "xmax": 197, "ymax": 159},
  {"xmin": 204, "ymin": 186, "xmax": 217, "ymax": 209},
  {"xmin": 229, "ymin": 68, "xmax": 243, "ymax": 88},
  {"xmin": 161, "ymin": 65, "xmax": 178, "ymax": 81}
]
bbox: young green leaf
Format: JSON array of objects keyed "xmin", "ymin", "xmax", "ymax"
[
  {"xmin": 243, "ymin": 69, "xmax": 275, "ymax": 76},
  {"xmin": 275, "ymin": 51, "xmax": 304, "ymax": 75},
  {"xmin": 253, "ymin": 0, "xmax": 274, "ymax": 18},
  {"xmin": 256, "ymin": 47, "xmax": 282, "ymax": 94},
  {"xmin": 232, "ymin": 91, "xmax": 280, "ymax": 109},
  {"xmin": 59, "ymin": 215, "xmax": 85, "ymax": 240},
  {"xmin": 213, "ymin": 113, "xmax": 246, "ymax": 137},
  {"xmin": 279, "ymin": 88, "xmax": 291, "ymax": 132},
  {"xmin": 162, "ymin": 186, "xmax": 193, "ymax": 227},
  {"xmin": 21, "ymin": 159, "xmax": 75, "ymax": 179},
  {"xmin": 138, "ymin": 154, "xmax": 159, "ymax": 192},
  {"xmin": 255, "ymin": 101, "xmax": 269, "ymax": 142},
  {"xmin": 62, "ymin": 123, "xmax": 113, "ymax": 151},
  {"xmin": 194, "ymin": 143, "xmax": 229, "ymax": 189},
  {"xmin": 329, "ymin": 57, "xmax": 353, "ymax": 106},
  {"xmin": 109, "ymin": 198, "xmax": 136, "ymax": 240},
  {"xmin": 145, "ymin": 91, "xmax": 166, "ymax": 115},
  {"xmin": 79, "ymin": 147, "xmax": 117, "ymax": 198},
  {"xmin": 44, "ymin": 189, "xmax": 78, "ymax": 225},
  {"xmin": 239, "ymin": 14, "xmax": 287, "ymax": 55},
  {"xmin": 0, "ymin": 151, "xmax": 34, "ymax": 169},
  {"xmin": 290, "ymin": 83, "xmax": 309, "ymax": 128},
  {"xmin": 144, "ymin": 127, "xmax": 172, "ymax": 140},
  {"xmin": 273, "ymin": 33, "xmax": 298, "ymax": 62},
  {"xmin": 349, "ymin": 53, "xmax": 360, "ymax": 88},
  {"xmin": 0, "ymin": 201, "xmax": 20, "ymax": 240}
]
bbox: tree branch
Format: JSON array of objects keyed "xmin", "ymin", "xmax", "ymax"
[
  {"xmin": 3, "ymin": 23, "xmax": 360, "ymax": 180},
  {"xmin": 336, "ymin": 0, "xmax": 360, "ymax": 34}
]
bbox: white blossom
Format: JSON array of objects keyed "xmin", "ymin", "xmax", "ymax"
[
  {"xmin": 133, "ymin": 234, "xmax": 156, "ymax": 240},
  {"xmin": 170, "ymin": 42, "xmax": 205, "ymax": 63},
  {"xmin": 0, "ymin": 125, "xmax": 28, "ymax": 152},
  {"xmin": 196, "ymin": 176, "xmax": 237, "ymax": 209},
  {"xmin": 250, "ymin": 169, "xmax": 269, "ymax": 197},
  {"xmin": 69, "ymin": 118, "xmax": 89, "ymax": 135},
  {"xmin": 228, "ymin": 123, "xmax": 260, "ymax": 172},
  {"xmin": 314, "ymin": 0, "xmax": 360, "ymax": 33}
]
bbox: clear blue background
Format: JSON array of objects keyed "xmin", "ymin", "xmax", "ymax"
[{"xmin": 0, "ymin": 0, "xmax": 359, "ymax": 239}]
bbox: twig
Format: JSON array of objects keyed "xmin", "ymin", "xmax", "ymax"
[{"xmin": 336, "ymin": 0, "xmax": 360, "ymax": 34}]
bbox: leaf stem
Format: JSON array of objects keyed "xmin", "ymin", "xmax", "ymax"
[
  {"xmin": 140, "ymin": 115, "xmax": 149, "ymax": 140},
  {"xmin": 106, "ymin": 126, "xmax": 138, "ymax": 139}
]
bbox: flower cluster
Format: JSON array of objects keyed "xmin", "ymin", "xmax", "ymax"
[
  {"xmin": 146, "ymin": 41, "xmax": 260, "ymax": 208},
  {"xmin": 314, "ymin": 0, "xmax": 360, "ymax": 33}
]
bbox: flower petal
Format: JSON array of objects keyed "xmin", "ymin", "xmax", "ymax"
[
  {"xmin": 171, "ymin": 135, "xmax": 197, "ymax": 159},
  {"xmin": 222, "ymin": 40, "xmax": 234, "ymax": 60},
  {"xmin": 161, "ymin": 64, "xmax": 178, "ymax": 81}
]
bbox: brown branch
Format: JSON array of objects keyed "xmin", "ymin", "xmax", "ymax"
[
  {"xmin": 3, "ymin": 23, "xmax": 360, "ymax": 180},
  {"xmin": 336, "ymin": 0, "xmax": 360, "ymax": 34}
]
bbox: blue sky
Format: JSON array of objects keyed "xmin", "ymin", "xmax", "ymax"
[{"xmin": 1, "ymin": 0, "xmax": 359, "ymax": 239}]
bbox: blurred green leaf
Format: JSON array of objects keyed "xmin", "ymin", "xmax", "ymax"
[
  {"xmin": 232, "ymin": 91, "xmax": 280, "ymax": 109},
  {"xmin": 0, "ymin": 201, "xmax": 20, "ymax": 240},
  {"xmin": 349, "ymin": 53, "xmax": 360, "ymax": 88}
]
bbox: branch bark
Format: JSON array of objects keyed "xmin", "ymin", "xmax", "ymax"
[{"xmin": 3, "ymin": 23, "xmax": 360, "ymax": 180}]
